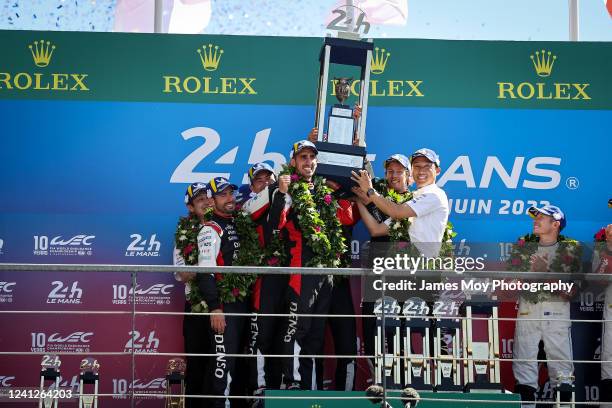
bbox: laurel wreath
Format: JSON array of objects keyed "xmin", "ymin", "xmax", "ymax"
[
  {"xmin": 277, "ymin": 165, "xmax": 347, "ymax": 268},
  {"xmin": 174, "ymin": 209, "xmax": 260, "ymax": 312},
  {"xmin": 372, "ymin": 178, "xmax": 413, "ymax": 242},
  {"xmin": 507, "ymin": 232, "xmax": 581, "ymax": 303},
  {"xmin": 371, "ymin": 178, "xmax": 457, "ymax": 257}
]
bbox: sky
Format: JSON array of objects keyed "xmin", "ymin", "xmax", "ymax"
[{"xmin": 1, "ymin": 0, "xmax": 611, "ymax": 41}]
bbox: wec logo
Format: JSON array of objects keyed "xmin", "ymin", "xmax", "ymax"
[
  {"xmin": 131, "ymin": 378, "xmax": 167, "ymax": 390},
  {"xmin": 50, "ymin": 235, "xmax": 95, "ymax": 246},
  {"xmin": 112, "ymin": 283, "xmax": 174, "ymax": 305},
  {"xmin": 112, "ymin": 378, "xmax": 167, "ymax": 398},
  {"xmin": 34, "ymin": 234, "xmax": 95, "ymax": 256},
  {"xmin": 131, "ymin": 284, "xmax": 173, "ymax": 296},
  {"xmin": 0, "ymin": 281, "xmax": 16, "ymax": 293},
  {"xmin": 31, "ymin": 332, "xmax": 93, "ymax": 352},
  {"xmin": 0, "ymin": 376, "xmax": 15, "ymax": 387},
  {"xmin": 47, "ymin": 332, "xmax": 93, "ymax": 343},
  {"xmin": 31, "ymin": 332, "xmax": 93, "ymax": 347},
  {"xmin": 438, "ymin": 156, "xmax": 562, "ymax": 190}
]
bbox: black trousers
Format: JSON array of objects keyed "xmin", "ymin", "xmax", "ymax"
[
  {"xmin": 207, "ymin": 301, "xmax": 248, "ymax": 408},
  {"xmin": 248, "ymin": 274, "xmax": 288, "ymax": 394},
  {"xmin": 316, "ymin": 278, "xmax": 357, "ymax": 390},
  {"xmin": 280, "ymin": 275, "xmax": 332, "ymax": 390},
  {"xmin": 183, "ymin": 302, "xmax": 210, "ymax": 408}
]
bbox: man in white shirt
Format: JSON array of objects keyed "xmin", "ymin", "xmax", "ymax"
[
  {"xmin": 352, "ymin": 148, "xmax": 450, "ymax": 390},
  {"xmin": 352, "ymin": 148, "xmax": 449, "ymax": 257}
]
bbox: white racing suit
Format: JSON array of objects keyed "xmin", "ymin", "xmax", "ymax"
[
  {"xmin": 513, "ymin": 298, "xmax": 573, "ymax": 389},
  {"xmin": 512, "ymin": 243, "xmax": 573, "ymax": 407}
]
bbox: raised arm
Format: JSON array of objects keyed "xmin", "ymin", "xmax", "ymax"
[{"xmin": 356, "ymin": 201, "xmax": 390, "ymax": 237}]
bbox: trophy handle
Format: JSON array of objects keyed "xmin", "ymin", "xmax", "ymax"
[
  {"xmin": 315, "ymin": 44, "xmax": 331, "ymax": 141},
  {"xmin": 355, "ymin": 44, "xmax": 373, "ymax": 147}
]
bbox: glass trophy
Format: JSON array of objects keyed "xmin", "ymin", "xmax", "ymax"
[
  {"xmin": 79, "ymin": 358, "xmax": 100, "ymax": 408},
  {"xmin": 462, "ymin": 294, "xmax": 503, "ymax": 392},
  {"xmin": 313, "ymin": 35, "xmax": 373, "ymax": 195},
  {"xmin": 374, "ymin": 296, "xmax": 402, "ymax": 389},
  {"xmin": 165, "ymin": 358, "xmax": 186, "ymax": 408},
  {"xmin": 432, "ymin": 299, "xmax": 463, "ymax": 391},
  {"xmin": 39, "ymin": 354, "xmax": 61, "ymax": 408},
  {"xmin": 554, "ymin": 373, "xmax": 575, "ymax": 408},
  {"xmin": 402, "ymin": 297, "xmax": 433, "ymax": 390}
]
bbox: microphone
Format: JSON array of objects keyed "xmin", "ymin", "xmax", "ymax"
[
  {"xmin": 365, "ymin": 385, "xmax": 421, "ymax": 408},
  {"xmin": 400, "ymin": 387, "xmax": 420, "ymax": 408},
  {"xmin": 365, "ymin": 385, "xmax": 393, "ymax": 408}
]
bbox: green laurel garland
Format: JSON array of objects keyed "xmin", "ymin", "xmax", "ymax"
[
  {"xmin": 507, "ymin": 232, "xmax": 581, "ymax": 303},
  {"xmin": 372, "ymin": 178, "xmax": 413, "ymax": 242},
  {"xmin": 278, "ymin": 165, "xmax": 347, "ymax": 268},
  {"xmin": 174, "ymin": 209, "xmax": 260, "ymax": 312}
]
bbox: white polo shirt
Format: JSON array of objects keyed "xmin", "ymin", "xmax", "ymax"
[{"xmin": 405, "ymin": 183, "xmax": 449, "ymax": 256}]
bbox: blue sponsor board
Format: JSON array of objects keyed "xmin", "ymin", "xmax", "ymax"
[{"xmin": 0, "ymin": 100, "xmax": 609, "ymax": 264}]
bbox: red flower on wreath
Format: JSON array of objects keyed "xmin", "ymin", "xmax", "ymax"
[
  {"xmin": 314, "ymin": 226, "xmax": 321, "ymax": 233},
  {"xmin": 563, "ymin": 255, "xmax": 574, "ymax": 265},
  {"xmin": 183, "ymin": 244, "xmax": 194, "ymax": 256},
  {"xmin": 595, "ymin": 228, "xmax": 606, "ymax": 242},
  {"xmin": 232, "ymin": 288, "xmax": 240, "ymax": 297},
  {"xmin": 290, "ymin": 174, "xmax": 299, "ymax": 182},
  {"xmin": 267, "ymin": 257, "xmax": 279, "ymax": 266},
  {"xmin": 511, "ymin": 258, "xmax": 521, "ymax": 266},
  {"xmin": 324, "ymin": 194, "xmax": 332, "ymax": 205},
  {"xmin": 517, "ymin": 239, "xmax": 526, "ymax": 247}
]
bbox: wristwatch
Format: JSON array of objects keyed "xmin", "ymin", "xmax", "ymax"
[{"xmin": 366, "ymin": 188, "xmax": 377, "ymax": 197}]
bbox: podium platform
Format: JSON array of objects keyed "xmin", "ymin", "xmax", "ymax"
[{"xmin": 265, "ymin": 390, "xmax": 520, "ymax": 408}]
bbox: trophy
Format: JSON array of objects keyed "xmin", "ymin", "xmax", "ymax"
[
  {"xmin": 554, "ymin": 373, "xmax": 575, "ymax": 408},
  {"xmin": 432, "ymin": 299, "xmax": 463, "ymax": 391},
  {"xmin": 402, "ymin": 297, "xmax": 433, "ymax": 390},
  {"xmin": 462, "ymin": 294, "xmax": 502, "ymax": 392},
  {"xmin": 313, "ymin": 36, "xmax": 372, "ymax": 194},
  {"xmin": 39, "ymin": 354, "xmax": 61, "ymax": 408},
  {"xmin": 78, "ymin": 358, "xmax": 100, "ymax": 408},
  {"xmin": 374, "ymin": 296, "xmax": 403, "ymax": 388},
  {"xmin": 165, "ymin": 358, "xmax": 187, "ymax": 408},
  {"xmin": 327, "ymin": 77, "xmax": 355, "ymax": 145}
]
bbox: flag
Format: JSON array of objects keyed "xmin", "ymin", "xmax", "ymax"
[{"xmin": 113, "ymin": 0, "xmax": 212, "ymax": 34}]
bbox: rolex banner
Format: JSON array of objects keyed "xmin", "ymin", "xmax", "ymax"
[{"xmin": 0, "ymin": 30, "xmax": 611, "ymax": 406}]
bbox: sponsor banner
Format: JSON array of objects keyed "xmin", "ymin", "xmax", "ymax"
[
  {"xmin": 0, "ymin": 104, "xmax": 609, "ymax": 247},
  {"xmin": 0, "ymin": 270, "xmax": 184, "ymax": 311},
  {"xmin": 0, "ymin": 31, "xmax": 611, "ymax": 109}
]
